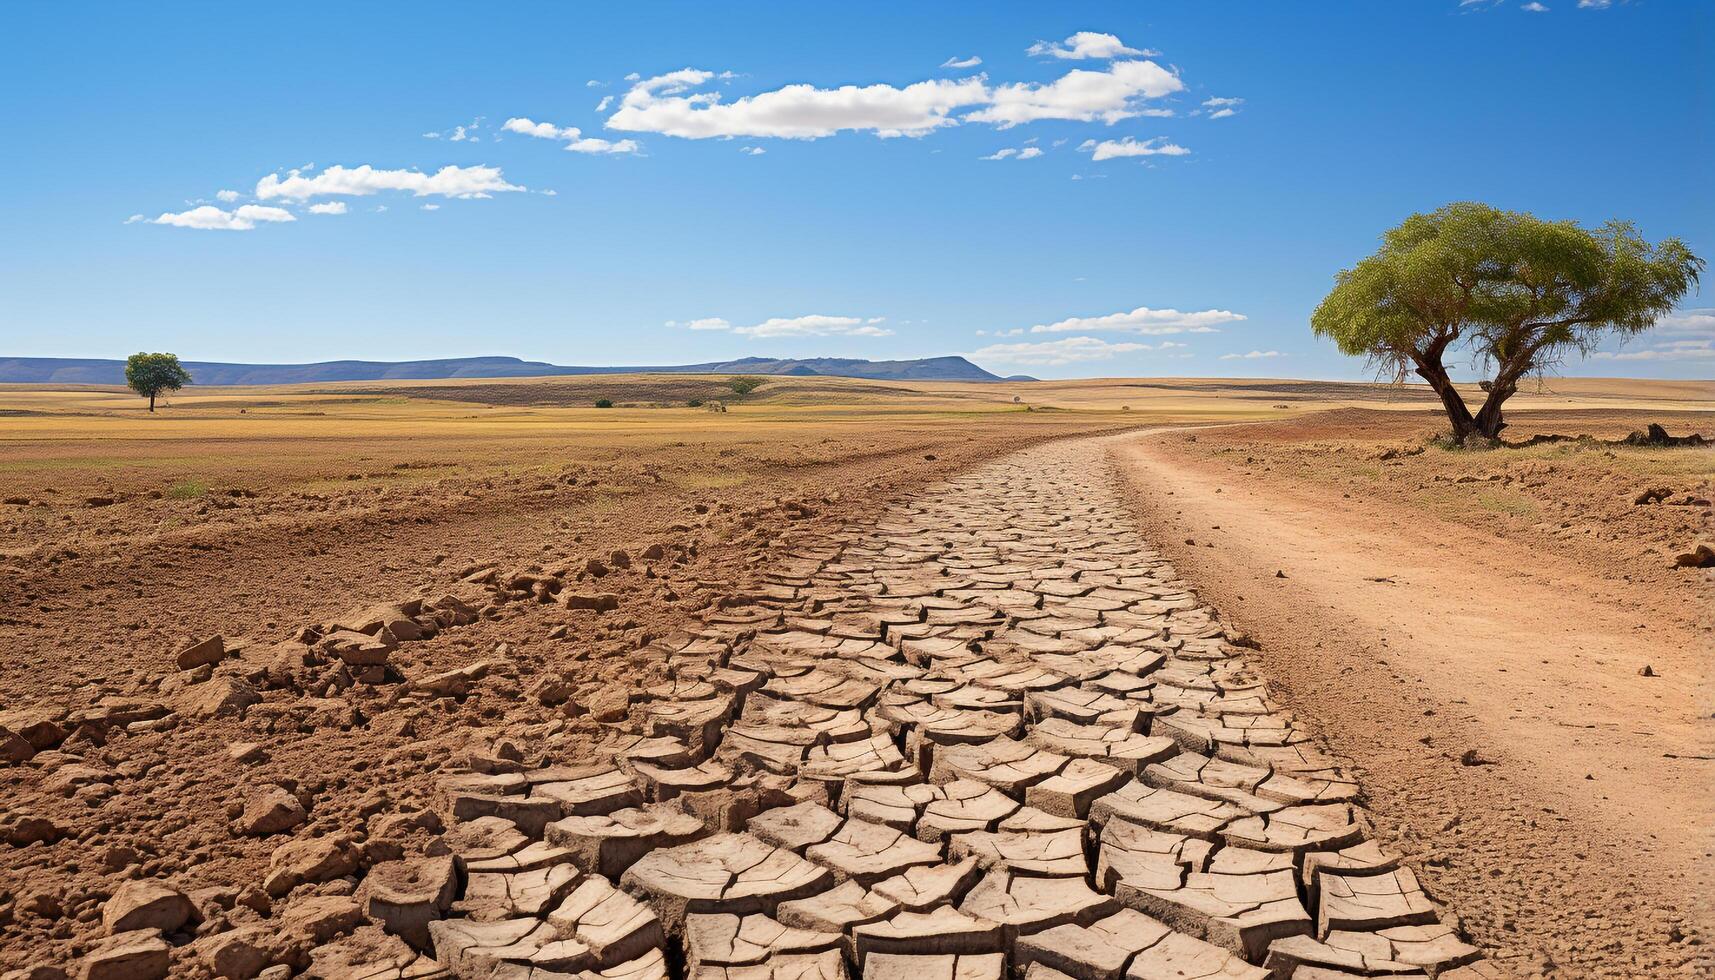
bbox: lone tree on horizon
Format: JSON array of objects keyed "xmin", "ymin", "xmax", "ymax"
[
  {"xmin": 1311, "ymin": 202, "xmax": 1701, "ymax": 444},
  {"xmin": 124, "ymin": 352, "xmax": 192, "ymax": 412}
]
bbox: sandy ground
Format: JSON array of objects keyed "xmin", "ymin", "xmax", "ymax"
[
  {"xmin": 1, "ymin": 374, "xmax": 1709, "ymax": 977},
  {"xmin": 1111, "ymin": 409, "xmax": 1713, "ymax": 978}
]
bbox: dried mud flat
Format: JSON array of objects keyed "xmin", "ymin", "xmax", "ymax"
[{"xmin": 8, "ymin": 434, "xmax": 1511, "ymax": 980}]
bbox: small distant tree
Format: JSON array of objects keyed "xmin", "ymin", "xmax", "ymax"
[
  {"xmin": 594, "ymin": 398, "xmax": 614, "ymax": 409},
  {"xmin": 727, "ymin": 376, "xmax": 764, "ymax": 397},
  {"xmin": 124, "ymin": 352, "xmax": 192, "ymax": 412},
  {"xmin": 1311, "ymin": 202, "xmax": 1701, "ymax": 444}
]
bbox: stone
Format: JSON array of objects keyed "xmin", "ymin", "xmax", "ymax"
[
  {"xmin": 567, "ymin": 592, "xmax": 622, "ymax": 612},
  {"xmin": 81, "ymin": 932, "xmax": 171, "ymax": 980},
  {"xmin": 318, "ymin": 629, "xmax": 395, "ymax": 667},
  {"xmin": 280, "ymin": 895, "xmax": 364, "ymax": 943},
  {"xmin": 235, "ymin": 787, "xmax": 308, "ymax": 837},
  {"xmin": 102, "ymin": 880, "xmax": 195, "ymax": 935},
  {"xmin": 361, "ymin": 854, "xmax": 457, "ymax": 949},
  {"xmin": 194, "ymin": 925, "xmax": 278, "ymax": 979},
  {"xmin": 264, "ymin": 836, "xmax": 362, "ymax": 896},
  {"xmin": 176, "ymin": 635, "xmax": 226, "ymax": 670}
]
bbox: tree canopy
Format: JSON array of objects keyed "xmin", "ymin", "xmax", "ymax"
[
  {"xmin": 124, "ymin": 352, "xmax": 192, "ymax": 412},
  {"xmin": 1311, "ymin": 202, "xmax": 1702, "ymax": 443}
]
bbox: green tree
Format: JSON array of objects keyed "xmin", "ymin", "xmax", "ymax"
[
  {"xmin": 727, "ymin": 376, "xmax": 764, "ymax": 397},
  {"xmin": 1311, "ymin": 203, "xmax": 1701, "ymax": 444},
  {"xmin": 124, "ymin": 352, "xmax": 192, "ymax": 412}
]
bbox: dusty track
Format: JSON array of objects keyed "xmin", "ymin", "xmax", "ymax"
[{"xmin": 1114, "ymin": 428, "xmax": 1713, "ymax": 978}]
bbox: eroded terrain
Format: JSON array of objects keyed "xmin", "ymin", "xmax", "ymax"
[{"xmin": 8, "ymin": 436, "xmax": 1505, "ymax": 979}]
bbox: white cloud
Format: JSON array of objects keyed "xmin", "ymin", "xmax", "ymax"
[
  {"xmin": 969, "ymin": 60, "xmax": 1183, "ymax": 128},
  {"xmin": 737, "ymin": 315, "xmax": 893, "ymax": 338},
  {"xmin": 1026, "ymin": 32, "xmax": 1152, "ymax": 61},
  {"xmin": 1578, "ymin": 0, "xmax": 1610, "ymax": 7},
  {"xmin": 255, "ymin": 164, "xmax": 524, "ymax": 201},
  {"xmin": 941, "ymin": 55, "xmax": 983, "ymax": 69},
  {"xmin": 973, "ymin": 336, "xmax": 1150, "ymax": 366},
  {"xmin": 740, "ymin": 146, "xmax": 766, "ymax": 155},
  {"xmin": 307, "ymin": 201, "xmax": 348, "ymax": 215},
  {"xmin": 215, "ymin": 189, "xmax": 241, "ymax": 202},
  {"xmin": 1220, "ymin": 350, "xmax": 1283, "ymax": 360},
  {"xmin": 149, "ymin": 204, "xmax": 296, "ymax": 231},
  {"xmin": 1031, "ymin": 305, "xmax": 1244, "ymax": 334},
  {"xmin": 1595, "ymin": 343, "xmax": 1715, "ymax": 362},
  {"xmin": 669, "ymin": 314, "xmax": 889, "ymax": 337},
  {"xmin": 595, "ymin": 95, "xmax": 614, "ymax": 113},
  {"xmin": 1522, "ymin": 2, "xmax": 1549, "ymax": 10},
  {"xmin": 1654, "ymin": 308, "xmax": 1715, "ymax": 335},
  {"xmin": 1594, "ymin": 311, "xmax": 1715, "ymax": 360},
  {"xmin": 420, "ymin": 203, "xmax": 441, "ymax": 211},
  {"xmin": 587, "ymin": 80, "xmax": 606, "ymax": 88},
  {"xmin": 984, "ymin": 146, "xmax": 1045, "ymax": 160},
  {"xmin": 606, "ymin": 68, "xmax": 990, "ymax": 139},
  {"xmin": 1081, "ymin": 136, "xmax": 1192, "ymax": 161},
  {"xmin": 501, "ymin": 117, "xmax": 641, "ymax": 154},
  {"xmin": 1202, "ymin": 96, "xmax": 1244, "ymax": 119}
]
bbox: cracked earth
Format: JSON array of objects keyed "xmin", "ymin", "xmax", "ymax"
[{"xmin": 273, "ymin": 437, "xmax": 1503, "ymax": 980}]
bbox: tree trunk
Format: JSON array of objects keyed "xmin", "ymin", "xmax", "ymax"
[
  {"xmin": 1472, "ymin": 381, "xmax": 1514, "ymax": 439},
  {"xmin": 148, "ymin": 392, "xmax": 156, "ymax": 413},
  {"xmin": 1472, "ymin": 352, "xmax": 1535, "ymax": 440},
  {"xmin": 1413, "ymin": 357, "xmax": 1477, "ymax": 443}
]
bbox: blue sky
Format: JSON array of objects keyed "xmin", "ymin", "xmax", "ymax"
[{"xmin": 2, "ymin": 1, "xmax": 1709, "ymax": 380}]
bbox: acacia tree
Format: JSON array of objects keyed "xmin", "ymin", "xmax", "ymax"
[
  {"xmin": 1311, "ymin": 203, "xmax": 1702, "ymax": 444},
  {"xmin": 124, "ymin": 352, "xmax": 192, "ymax": 412}
]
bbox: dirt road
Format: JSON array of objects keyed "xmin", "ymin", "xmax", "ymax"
[{"xmin": 1113, "ymin": 428, "xmax": 1713, "ymax": 978}]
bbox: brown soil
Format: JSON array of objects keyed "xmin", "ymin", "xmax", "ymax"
[
  {"xmin": 4, "ymin": 375, "xmax": 1709, "ymax": 979},
  {"xmin": 1111, "ymin": 408, "xmax": 1714, "ymax": 978},
  {"xmin": 0, "ymin": 411, "xmax": 1119, "ymax": 972}
]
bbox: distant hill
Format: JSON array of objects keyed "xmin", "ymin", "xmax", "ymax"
[{"xmin": 0, "ymin": 354, "xmax": 1019, "ymax": 386}]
